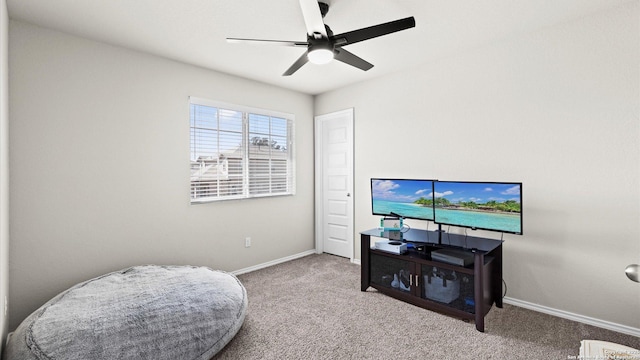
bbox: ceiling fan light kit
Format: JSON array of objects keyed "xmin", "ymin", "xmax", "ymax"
[
  {"xmin": 308, "ymin": 48, "xmax": 334, "ymax": 64},
  {"xmin": 227, "ymin": 0, "xmax": 415, "ymax": 76},
  {"xmin": 307, "ymin": 43, "xmax": 334, "ymax": 64}
]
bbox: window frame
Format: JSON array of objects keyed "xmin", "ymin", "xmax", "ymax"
[{"xmin": 189, "ymin": 97, "xmax": 295, "ymax": 204}]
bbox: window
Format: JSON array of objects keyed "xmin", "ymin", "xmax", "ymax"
[{"xmin": 189, "ymin": 97, "xmax": 295, "ymax": 203}]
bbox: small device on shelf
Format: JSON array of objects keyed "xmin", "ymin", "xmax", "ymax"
[
  {"xmin": 374, "ymin": 239, "xmax": 407, "ymax": 254},
  {"xmin": 380, "ymin": 216, "xmax": 403, "ymax": 230},
  {"xmin": 430, "ymin": 248, "xmax": 475, "ymax": 267}
]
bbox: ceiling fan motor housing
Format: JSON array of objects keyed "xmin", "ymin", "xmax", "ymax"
[{"xmin": 308, "ymin": 38, "xmax": 334, "ymax": 53}]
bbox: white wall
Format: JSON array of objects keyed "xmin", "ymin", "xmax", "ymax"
[
  {"xmin": 316, "ymin": 2, "xmax": 639, "ymax": 330},
  {"xmin": 0, "ymin": 0, "xmax": 9, "ymax": 350},
  {"xmin": 8, "ymin": 20, "xmax": 315, "ymax": 330}
]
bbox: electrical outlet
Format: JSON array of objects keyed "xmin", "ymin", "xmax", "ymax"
[{"xmin": 245, "ymin": 237, "xmax": 251, "ymax": 248}]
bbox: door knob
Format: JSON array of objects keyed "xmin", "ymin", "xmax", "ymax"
[{"xmin": 626, "ymin": 264, "xmax": 639, "ymax": 283}]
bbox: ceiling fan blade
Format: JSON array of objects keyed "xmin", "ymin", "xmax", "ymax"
[
  {"xmin": 334, "ymin": 48, "xmax": 374, "ymax": 71},
  {"xmin": 283, "ymin": 52, "xmax": 310, "ymax": 76},
  {"xmin": 226, "ymin": 38, "xmax": 308, "ymax": 47},
  {"xmin": 332, "ymin": 17, "xmax": 415, "ymax": 46},
  {"xmin": 299, "ymin": 0, "xmax": 327, "ymax": 38}
]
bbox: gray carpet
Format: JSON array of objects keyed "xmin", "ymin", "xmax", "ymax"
[{"xmin": 213, "ymin": 253, "xmax": 639, "ymax": 360}]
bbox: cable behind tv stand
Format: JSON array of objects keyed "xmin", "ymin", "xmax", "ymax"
[{"xmin": 360, "ymin": 228, "xmax": 503, "ymax": 332}]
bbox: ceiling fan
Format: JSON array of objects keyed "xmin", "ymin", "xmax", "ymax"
[{"xmin": 226, "ymin": 0, "xmax": 416, "ymax": 76}]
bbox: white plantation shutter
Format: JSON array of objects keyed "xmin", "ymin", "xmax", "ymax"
[{"xmin": 189, "ymin": 97, "xmax": 295, "ymax": 203}]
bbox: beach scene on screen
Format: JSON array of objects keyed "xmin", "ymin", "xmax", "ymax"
[
  {"xmin": 433, "ymin": 182, "xmax": 522, "ymax": 233},
  {"xmin": 371, "ymin": 179, "xmax": 435, "ymax": 221}
]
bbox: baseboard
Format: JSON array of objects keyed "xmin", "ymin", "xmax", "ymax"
[
  {"xmin": 504, "ymin": 297, "xmax": 640, "ymax": 337},
  {"xmin": 231, "ymin": 249, "xmax": 317, "ymax": 276},
  {"xmin": 351, "ymin": 258, "xmax": 361, "ymax": 265}
]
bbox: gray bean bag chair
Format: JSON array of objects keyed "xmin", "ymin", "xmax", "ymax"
[{"xmin": 4, "ymin": 265, "xmax": 247, "ymax": 360}]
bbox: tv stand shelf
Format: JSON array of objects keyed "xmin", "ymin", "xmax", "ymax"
[{"xmin": 360, "ymin": 228, "xmax": 503, "ymax": 332}]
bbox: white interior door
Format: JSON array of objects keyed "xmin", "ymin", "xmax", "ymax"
[{"xmin": 315, "ymin": 109, "xmax": 354, "ymax": 259}]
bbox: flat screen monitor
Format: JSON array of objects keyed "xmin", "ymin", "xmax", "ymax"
[
  {"xmin": 371, "ymin": 178, "xmax": 435, "ymax": 221},
  {"xmin": 433, "ymin": 181, "xmax": 523, "ymax": 234}
]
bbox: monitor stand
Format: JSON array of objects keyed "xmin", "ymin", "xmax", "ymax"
[{"xmin": 435, "ymin": 223, "xmax": 445, "ymax": 245}]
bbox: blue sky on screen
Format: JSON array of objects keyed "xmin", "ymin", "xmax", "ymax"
[
  {"xmin": 434, "ymin": 182, "xmax": 521, "ymax": 204},
  {"xmin": 371, "ymin": 179, "xmax": 434, "ymax": 203}
]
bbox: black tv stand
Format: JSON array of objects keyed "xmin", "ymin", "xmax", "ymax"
[{"xmin": 360, "ymin": 228, "xmax": 503, "ymax": 332}]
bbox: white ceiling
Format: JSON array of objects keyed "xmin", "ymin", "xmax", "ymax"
[{"xmin": 7, "ymin": 0, "xmax": 633, "ymax": 95}]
